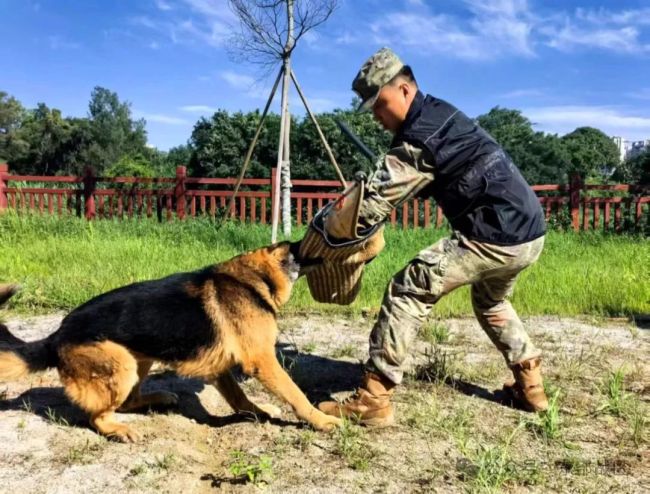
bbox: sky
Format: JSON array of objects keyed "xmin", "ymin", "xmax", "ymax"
[{"xmin": 2, "ymin": 0, "xmax": 650, "ymax": 150}]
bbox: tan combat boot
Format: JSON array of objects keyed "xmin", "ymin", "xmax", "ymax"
[
  {"xmin": 0, "ymin": 284, "xmax": 19, "ymax": 307},
  {"xmin": 318, "ymin": 372, "xmax": 395, "ymax": 427},
  {"xmin": 503, "ymin": 357, "xmax": 549, "ymax": 412}
]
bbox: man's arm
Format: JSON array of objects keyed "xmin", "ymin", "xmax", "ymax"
[{"xmin": 358, "ymin": 142, "xmax": 435, "ymax": 229}]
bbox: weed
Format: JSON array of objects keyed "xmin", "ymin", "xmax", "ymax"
[
  {"xmin": 227, "ymin": 450, "xmax": 273, "ymax": 486},
  {"xmin": 65, "ymin": 439, "xmax": 105, "ymax": 465},
  {"xmin": 420, "ymin": 321, "xmax": 450, "ymax": 345},
  {"xmin": 411, "ymin": 346, "xmax": 456, "ymax": 383},
  {"xmin": 597, "ymin": 367, "xmax": 630, "ymax": 417},
  {"xmin": 457, "ymin": 425, "xmax": 525, "ymax": 493},
  {"xmin": 45, "ymin": 407, "xmax": 70, "ymax": 427},
  {"xmin": 525, "ymin": 387, "xmax": 562, "ymax": 441},
  {"xmin": 334, "ymin": 418, "xmax": 375, "ymax": 471}
]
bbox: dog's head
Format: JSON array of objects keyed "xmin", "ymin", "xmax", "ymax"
[
  {"xmin": 266, "ymin": 241, "xmax": 322, "ymax": 283},
  {"xmin": 230, "ymin": 242, "xmax": 322, "ymax": 310}
]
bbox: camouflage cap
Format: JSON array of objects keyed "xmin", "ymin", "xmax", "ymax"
[{"xmin": 352, "ymin": 47, "xmax": 404, "ymax": 112}]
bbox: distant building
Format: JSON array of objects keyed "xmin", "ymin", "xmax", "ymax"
[
  {"xmin": 611, "ymin": 136, "xmax": 649, "ymax": 161},
  {"xmin": 612, "ymin": 136, "xmax": 627, "ymax": 162},
  {"xmin": 627, "ymin": 139, "xmax": 650, "ymax": 160}
]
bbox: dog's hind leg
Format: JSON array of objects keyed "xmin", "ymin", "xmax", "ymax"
[
  {"xmin": 58, "ymin": 341, "xmax": 141, "ymax": 442},
  {"xmin": 212, "ymin": 371, "xmax": 281, "ymax": 420},
  {"xmin": 243, "ymin": 352, "xmax": 342, "ymax": 431},
  {"xmin": 118, "ymin": 359, "xmax": 178, "ymax": 412}
]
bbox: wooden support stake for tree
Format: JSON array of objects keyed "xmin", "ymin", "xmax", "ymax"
[
  {"xmin": 223, "ymin": 66, "xmax": 283, "ymax": 223},
  {"xmin": 290, "ymin": 69, "xmax": 346, "ymax": 186}
]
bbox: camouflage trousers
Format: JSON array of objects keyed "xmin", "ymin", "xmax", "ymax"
[{"xmin": 367, "ymin": 232, "xmax": 545, "ymax": 384}]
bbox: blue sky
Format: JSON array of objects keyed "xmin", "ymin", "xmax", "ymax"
[{"xmin": 2, "ymin": 0, "xmax": 650, "ymax": 150}]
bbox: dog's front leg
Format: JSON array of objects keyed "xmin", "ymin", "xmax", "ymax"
[
  {"xmin": 244, "ymin": 353, "xmax": 342, "ymax": 431},
  {"xmin": 212, "ymin": 371, "xmax": 281, "ymax": 420}
]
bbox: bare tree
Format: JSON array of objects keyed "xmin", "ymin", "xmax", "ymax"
[
  {"xmin": 226, "ymin": 0, "xmax": 342, "ymax": 241},
  {"xmin": 228, "ymin": 0, "xmax": 337, "ymax": 69}
]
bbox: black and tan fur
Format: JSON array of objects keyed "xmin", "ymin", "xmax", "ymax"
[{"xmin": 0, "ymin": 243, "xmax": 341, "ymax": 442}]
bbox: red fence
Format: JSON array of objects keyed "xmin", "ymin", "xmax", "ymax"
[{"xmin": 0, "ymin": 163, "xmax": 648, "ymax": 232}]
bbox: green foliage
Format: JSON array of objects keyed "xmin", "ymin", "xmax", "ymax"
[
  {"xmin": 105, "ymin": 154, "xmax": 155, "ymax": 178},
  {"xmin": 2, "ymin": 87, "xmax": 149, "ymax": 176},
  {"xmin": 614, "ymin": 150, "xmax": 650, "ymax": 185},
  {"xmin": 0, "ymin": 91, "xmax": 27, "ymax": 162},
  {"xmin": 561, "ymin": 126, "xmax": 620, "ymax": 179},
  {"xmin": 0, "ymin": 89, "xmax": 643, "ymax": 188},
  {"xmin": 189, "ymin": 109, "xmax": 281, "ymax": 179}
]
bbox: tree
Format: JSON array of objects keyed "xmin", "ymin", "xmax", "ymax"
[
  {"xmin": 614, "ymin": 150, "xmax": 650, "ymax": 185},
  {"xmin": 561, "ymin": 127, "xmax": 620, "ymax": 180},
  {"xmin": 229, "ymin": 0, "xmax": 337, "ymax": 69},
  {"xmin": 0, "ymin": 91, "xmax": 27, "ymax": 163},
  {"xmin": 86, "ymin": 87, "xmax": 148, "ymax": 173},
  {"xmin": 188, "ymin": 109, "xmax": 282, "ymax": 179},
  {"xmin": 228, "ymin": 0, "xmax": 339, "ymax": 239},
  {"xmin": 9, "ymin": 103, "xmax": 73, "ymax": 175},
  {"xmin": 105, "ymin": 153, "xmax": 154, "ymax": 178}
]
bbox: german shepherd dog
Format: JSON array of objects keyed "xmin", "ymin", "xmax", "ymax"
[{"xmin": 0, "ymin": 243, "xmax": 341, "ymax": 442}]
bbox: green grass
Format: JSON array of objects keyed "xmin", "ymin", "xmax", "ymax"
[{"xmin": 1, "ymin": 213, "xmax": 648, "ymax": 316}]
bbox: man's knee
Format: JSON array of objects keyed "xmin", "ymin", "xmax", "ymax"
[{"xmin": 392, "ymin": 254, "xmax": 448, "ymax": 302}]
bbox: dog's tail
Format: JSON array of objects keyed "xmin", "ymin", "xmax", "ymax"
[
  {"xmin": 0, "ymin": 300, "xmax": 57, "ymax": 380},
  {"xmin": 0, "ymin": 284, "xmax": 20, "ymax": 307}
]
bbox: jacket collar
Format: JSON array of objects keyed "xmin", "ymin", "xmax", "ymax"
[{"xmin": 393, "ymin": 90, "xmax": 426, "ymax": 144}]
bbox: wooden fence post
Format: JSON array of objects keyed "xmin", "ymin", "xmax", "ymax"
[
  {"xmin": 175, "ymin": 166, "xmax": 187, "ymax": 220},
  {"xmin": 0, "ymin": 163, "xmax": 8, "ymax": 213},
  {"xmin": 83, "ymin": 166, "xmax": 96, "ymax": 220},
  {"xmin": 271, "ymin": 167, "xmax": 278, "ymax": 230},
  {"xmin": 569, "ymin": 173, "xmax": 584, "ymax": 232}
]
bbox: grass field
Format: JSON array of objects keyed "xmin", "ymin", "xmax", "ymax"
[{"xmin": 0, "ymin": 213, "xmax": 648, "ymax": 317}]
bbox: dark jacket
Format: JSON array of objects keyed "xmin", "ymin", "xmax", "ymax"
[{"xmin": 391, "ymin": 91, "xmax": 545, "ymax": 245}]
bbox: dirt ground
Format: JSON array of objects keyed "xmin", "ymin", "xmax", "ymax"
[{"xmin": 0, "ymin": 312, "xmax": 648, "ymax": 493}]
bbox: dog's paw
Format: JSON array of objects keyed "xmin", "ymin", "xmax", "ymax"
[
  {"xmin": 311, "ymin": 412, "xmax": 343, "ymax": 432},
  {"xmin": 109, "ymin": 425, "xmax": 141, "ymax": 443},
  {"xmin": 256, "ymin": 403, "xmax": 282, "ymax": 419}
]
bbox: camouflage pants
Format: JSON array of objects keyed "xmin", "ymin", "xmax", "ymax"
[{"xmin": 367, "ymin": 232, "xmax": 545, "ymax": 384}]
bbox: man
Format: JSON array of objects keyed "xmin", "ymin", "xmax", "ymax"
[{"xmin": 318, "ymin": 48, "xmax": 548, "ymax": 427}]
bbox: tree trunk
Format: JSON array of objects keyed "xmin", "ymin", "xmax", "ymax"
[
  {"xmin": 271, "ymin": 66, "xmax": 289, "ymax": 243},
  {"xmin": 280, "ymin": 0, "xmax": 295, "ymax": 238}
]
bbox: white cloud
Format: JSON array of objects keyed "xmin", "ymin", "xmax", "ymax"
[
  {"xmin": 370, "ymin": 0, "xmax": 535, "ymax": 60},
  {"xmin": 542, "ymin": 21, "xmax": 649, "ymax": 54},
  {"xmin": 131, "ymin": 1, "xmax": 233, "ymax": 50},
  {"xmin": 220, "ymin": 70, "xmax": 255, "ymax": 87},
  {"xmin": 524, "ymin": 105, "xmax": 650, "ymax": 140},
  {"xmin": 575, "ymin": 7, "xmax": 650, "ymax": 26},
  {"xmin": 180, "ymin": 105, "xmax": 219, "ymax": 113},
  {"xmin": 155, "ymin": 0, "xmax": 173, "ymax": 11},
  {"xmin": 219, "ymin": 70, "xmax": 268, "ymax": 98},
  {"xmin": 361, "ymin": 1, "xmax": 650, "ymax": 60},
  {"xmin": 500, "ymin": 88, "xmax": 545, "ymax": 99},
  {"xmin": 136, "ymin": 112, "xmax": 191, "ymax": 125}
]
